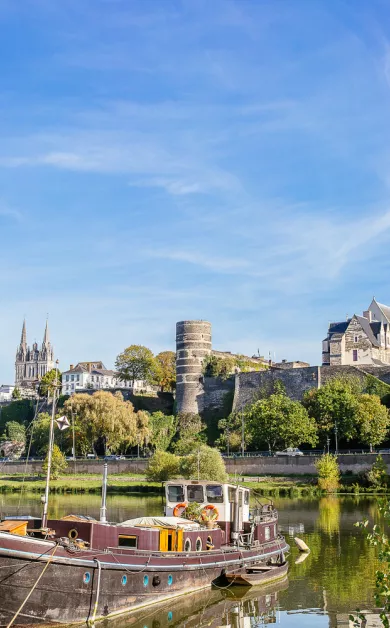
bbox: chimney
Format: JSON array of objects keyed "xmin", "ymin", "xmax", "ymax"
[
  {"xmin": 70, "ymin": 364, "xmax": 74, "ymax": 370},
  {"xmin": 88, "ymin": 363, "xmax": 92, "ymax": 372},
  {"xmin": 363, "ymin": 310, "xmax": 372, "ymax": 322}
]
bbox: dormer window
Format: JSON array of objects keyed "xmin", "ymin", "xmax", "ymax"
[{"xmin": 354, "ymin": 336, "xmax": 358, "ymax": 343}]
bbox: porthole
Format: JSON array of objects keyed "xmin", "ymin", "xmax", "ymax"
[
  {"xmin": 68, "ymin": 528, "xmax": 78, "ymax": 540},
  {"xmin": 168, "ymin": 612, "xmax": 173, "ymax": 621},
  {"xmin": 152, "ymin": 575, "xmax": 161, "ymax": 587},
  {"xmin": 167, "ymin": 574, "xmax": 173, "ymax": 586},
  {"xmin": 83, "ymin": 572, "xmax": 91, "ymax": 584},
  {"xmin": 121, "ymin": 575, "xmax": 127, "ymax": 586},
  {"xmin": 184, "ymin": 538, "xmax": 191, "ymax": 552},
  {"xmin": 206, "ymin": 536, "xmax": 214, "ymax": 550},
  {"xmin": 143, "ymin": 575, "xmax": 149, "ymax": 587},
  {"xmin": 195, "ymin": 537, "xmax": 202, "ymax": 552}
]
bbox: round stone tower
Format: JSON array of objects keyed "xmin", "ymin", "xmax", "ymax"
[{"xmin": 176, "ymin": 320, "xmax": 212, "ymax": 415}]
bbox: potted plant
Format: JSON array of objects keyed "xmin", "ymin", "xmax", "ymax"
[
  {"xmin": 183, "ymin": 502, "xmax": 203, "ymax": 522},
  {"xmin": 201, "ymin": 509, "xmax": 218, "ymax": 529}
]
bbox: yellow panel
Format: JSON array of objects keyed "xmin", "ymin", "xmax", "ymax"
[
  {"xmin": 159, "ymin": 529, "xmax": 168, "ymax": 551},
  {"xmin": 176, "ymin": 528, "xmax": 183, "ymax": 551}
]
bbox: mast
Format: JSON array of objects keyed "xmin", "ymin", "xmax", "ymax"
[{"xmin": 41, "ymin": 360, "xmax": 59, "ymax": 529}]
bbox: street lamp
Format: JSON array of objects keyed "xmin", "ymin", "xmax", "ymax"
[
  {"xmin": 334, "ymin": 421, "xmax": 338, "ymax": 455},
  {"xmin": 326, "ymin": 436, "xmax": 330, "ymax": 455},
  {"xmin": 241, "ymin": 412, "xmax": 245, "ymax": 457}
]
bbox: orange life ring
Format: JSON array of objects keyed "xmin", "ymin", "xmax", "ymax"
[
  {"xmin": 201, "ymin": 504, "xmax": 219, "ymax": 520},
  {"xmin": 173, "ymin": 502, "xmax": 188, "ymax": 517}
]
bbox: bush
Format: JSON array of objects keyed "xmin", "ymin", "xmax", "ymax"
[
  {"xmin": 146, "ymin": 450, "xmax": 180, "ymax": 482},
  {"xmin": 315, "ymin": 454, "xmax": 340, "ymax": 492},
  {"xmin": 366, "ymin": 454, "xmax": 388, "ymax": 488},
  {"xmin": 42, "ymin": 445, "xmax": 68, "ymax": 480},
  {"xmin": 180, "ymin": 445, "xmax": 227, "ymax": 482}
]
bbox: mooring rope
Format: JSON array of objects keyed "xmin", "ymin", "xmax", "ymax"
[
  {"xmin": 6, "ymin": 543, "xmax": 58, "ymax": 628},
  {"xmin": 87, "ymin": 558, "xmax": 102, "ymax": 627}
]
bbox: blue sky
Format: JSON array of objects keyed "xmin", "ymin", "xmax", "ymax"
[{"xmin": 1, "ymin": 0, "xmax": 390, "ymax": 382}]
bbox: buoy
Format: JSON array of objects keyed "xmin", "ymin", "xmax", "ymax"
[
  {"xmin": 295, "ymin": 550, "xmax": 310, "ymax": 564},
  {"xmin": 294, "ymin": 537, "xmax": 310, "ymax": 552}
]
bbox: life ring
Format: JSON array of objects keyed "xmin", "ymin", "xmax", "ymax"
[
  {"xmin": 173, "ymin": 502, "xmax": 188, "ymax": 517},
  {"xmin": 201, "ymin": 505, "xmax": 219, "ymax": 520},
  {"xmin": 68, "ymin": 528, "xmax": 78, "ymax": 540}
]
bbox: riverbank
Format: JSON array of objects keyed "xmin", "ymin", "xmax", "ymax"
[{"xmin": 1, "ymin": 472, "xmax": 389, "ymax": 496}]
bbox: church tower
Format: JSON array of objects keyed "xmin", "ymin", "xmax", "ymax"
[{"xmin": 15, "ymin": 320, "xmax": 55, "ymax": 388}]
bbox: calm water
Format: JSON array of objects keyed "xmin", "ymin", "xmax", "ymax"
[{"xmin": 0, "ymin": 493, "xmax": 385, "ymax": 627}]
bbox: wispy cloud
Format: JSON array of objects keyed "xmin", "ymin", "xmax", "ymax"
[{"xmin": 0, "ymin": 202, "xmax": 22, "ymax": 223}]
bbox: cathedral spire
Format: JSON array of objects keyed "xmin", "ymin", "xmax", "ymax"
[
  {"xmin": 43, "ymin": 319, "xmax": 50, "ymax": 346},
  {"xmin": 20, "ymin": 319, "xmax": 27, "ymax": 348}
]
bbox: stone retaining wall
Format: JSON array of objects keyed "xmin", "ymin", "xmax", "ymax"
[{"xmin": 1, "ymin": 454, "xmax": 387, "ymax": 477}]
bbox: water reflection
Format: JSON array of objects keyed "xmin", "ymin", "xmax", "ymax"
[{"xmin": 0, "ymin": 493, "xmax": 387, "ymax": 626}]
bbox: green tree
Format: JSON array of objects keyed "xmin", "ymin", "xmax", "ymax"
[
  {"xmin": 115, "ymin": 344, "xmax": 157, "ymax": 387},
  {"xmin": 154, "ymin": 351, "xmax": 176, "ymax": 392},
  {"xmin": 180, "ymin": 444, "xmax": 228, "ymax": 482},
  {"xmin": 149, "ymin": 412, "xmax": 177, "ymax": 452},
  {"xmin": 4, "ymin": 421, "xmax": 26, "ymax": 444},
  {"xmin": 173, "ymin": 412, "xmax": 206, "ymax": 454},
  {"xmin": 39, "ymin": 368, "xmax": 62, "ymax": 397},
  {"xmin": 303, "ymin": 375, "xmax": 362, "ymax": 442},
  {"xmin": 366, "ymin": 454, "xmax": 388, "ymax": 488},
  {"xmin": 12, "ymin": 387, "xmax": 21, "ymax": 400},
  {"xmin": 146, "ymin": 450, "xmax": 180, "ymax": 482},
  {"xmin": 315, "ymin": 454, "xmax": 340, "ymax": 492},
  {"xmin": 42, "ymin": 444, "xmax": 68, "ymax": 479},
  {"xmin": 216, "ymin": 413, "xmax": 245, "ymax": 452},
  {"xmin": 31, "ymin": 413, "xmax": 51, "ymax": 455},
  {"xmin": 63, "ymin": 391, "xmax": 142, "ymax": 454},
  {"xmin": 245, "ymin": 390, "xmax": 317, "ymax": 452},
  {"xmin": 355, "ymin": 394, "xmax": 390, "ymax": 447},
  {"xmin": 0, "ymin": 400, "xmax": 34, "ymax": 434}
]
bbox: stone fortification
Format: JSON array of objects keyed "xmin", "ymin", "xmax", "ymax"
[{"xmin": 176, "ymin": 320, "xmax": 212, "ymax": 414}]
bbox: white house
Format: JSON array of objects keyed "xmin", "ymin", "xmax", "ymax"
[
  {"xmin": 0, "ymin": 385, "xmax": 15, "ymax": 402},
  {"xmin": 61, "ymin": 361, "xmax": 153, "ymax": 396}
]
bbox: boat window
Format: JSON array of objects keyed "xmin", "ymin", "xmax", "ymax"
[
  {"xmin": 187, "ymin": 485, "xmax": 204, "ymax": 503},
  {"xmin": 206, "ymin": 485, "xmax": 223, "ymax": 503},
  {"xmin": 244, "ymin": 491, "xmax": 249, "ymax": 505},
  {"xmin": 119, "ymin": 535, "xmax": 138, "ymax": 548},
  {"xmin": 265, "ymin": 526, "xmax": 270, "ymax": 541},
  {"xmin": 228, "ymin": 487, "xmax": 236, "ymax": 502},
  {"xmin": 167, "ymin": 485, "xmax": 184, "ymax": 503},
  {"xmin": 195, "ymin": 537, "xmax": 202, "ymax": 551},
  {"xmin": 184, "ymin": 538, "xmax": 191, "ymax": 552}
]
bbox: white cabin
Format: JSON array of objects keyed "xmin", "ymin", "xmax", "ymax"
[{"xmin": 164, "ymin": 480, "xmax": 250, "ymax": 528}]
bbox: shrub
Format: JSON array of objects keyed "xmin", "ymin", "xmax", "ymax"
[
  {"xmin": 315, "ymin": 454, "xmax": 340, "ymax": 492},
  {"xmin": 42, "ymin": 445, "xmax": 68, "ymax": 480},
  {"xmin": 146, "ymin": 450, "xmax": 180, "ymax": 482},
  {"xmin": 366, "ymin": 454, "xmax": 388, "ymax": 488}
]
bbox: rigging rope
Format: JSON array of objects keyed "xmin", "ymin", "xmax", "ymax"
[
  {"xmin": 88, "ymin": 558, "xmax": 102, "ymax": 627},
  {"xmin": 6, "ymin": 542, "xmax": 58, "ymax": 628}
]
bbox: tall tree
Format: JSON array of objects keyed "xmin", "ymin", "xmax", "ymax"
[
  {"xmin": 39, "ymin": 368, "xmax": 62, "ymax": 398},
  {"xmin": 245, "ymin": 390, "xmax": 318, "ymax": 452},
  {"xmin": 115, "ymin": 345, "xmax": 157, "ymax": 387},
  {"xmin": 180, "ymin": 445, "xmax": 228, "ymax": 482},
  {"xmin": 355, "ymin": 394, "xmax": 390, "ymax": 447},
  {"xmin": 63, "ymin": 391, "xmax": 143, "ymax": 454},
  {"xmin": 155, "ymin": 351, "xmax": 176, "ymax": 391},
  {"xmin": 149, "ymin": 412, "xmax": 177, "ymax": 451}
]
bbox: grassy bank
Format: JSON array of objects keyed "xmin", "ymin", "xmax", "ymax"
[
  {"xmin": 0, "ymin": 473, "xmax": 162, "ymax": 494},
  {"xmin": 1, "ymin": 472, "xmax": 389, "ymax": 497}
]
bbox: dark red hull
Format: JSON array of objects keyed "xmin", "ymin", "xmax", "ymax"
[{"xmin": 0, "ymin": 532, "xmax": 289, "ymax": 625}]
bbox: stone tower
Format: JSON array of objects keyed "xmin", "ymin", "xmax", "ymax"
[
  {"xmin": 176, "ymin": 320, "xmax": 212, "ymax": 414},
  {"xmin": 15, "ymin": 320, "xmax": 55, "ymax": 388}
]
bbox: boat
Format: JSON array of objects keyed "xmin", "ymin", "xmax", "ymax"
[
  {"xmin": 0, "ymin": 371, "xmax": 289, "ymax": 626},
  {"xmin": 224, "ymin": 561, "xmax": 288, "ymax": 586}
]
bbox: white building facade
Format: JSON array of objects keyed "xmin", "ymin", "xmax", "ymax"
[
  {"xmin": 61, "ymin": 361, "xmax": 153, "ymax": 396},
  {"xmin": 322, "ymin": 298, "xmax": 390, "ymax": 366},
  {"xmin": 0, "ymin": 385, "xmax": 15, "ymax": 402}
]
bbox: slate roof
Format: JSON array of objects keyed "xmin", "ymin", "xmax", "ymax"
[
  {"xmin": 355, "ymin": 315, "xmax": 380, "ymax": 347},
  {"xmin": 328, "ymin": 321, "xmax": 350, "ymax": 335},
  {"xmin": 376, "ymin": 301, "xmax": 390, "ymax": 323}
]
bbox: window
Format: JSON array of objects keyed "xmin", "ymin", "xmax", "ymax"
[
  {"xmin": 167, "ymin": 485, "xmax": 184, "ymax": 503},
  {"xmin": 71, "ymin": 375, "xmax": 74, "ymax": 382},
  {"xmin": 354, "ymin": 336, "xmax": 358, "ymax": 343},
  {"xmin": 265, "ymin": 526, "xmax": 270, "ymax": 541},
  {"xmin": 195, "ymin": 537, "xmax": 202, "ymax": 551},
  {"xmin": 244, "ymin": 490, "xmax": 249, "ymax": 505},
  {"xmin": 184, "ymin": 538, "xmax": 191, "ymax": 552},
  {"xmin": 76, "ymin": 375, "xmax": 79, "ymax": 381},
  {"xmin": 91, "ymin": 376, "xmax": 94, "ymax": 382},
  {"xmin": 66, "ymin": 375, "xmax": 69, "ymax": 382},
  {"xmin": 353, "ymin": 349, "xmax": 358, "ymax": 362},
  {"xmin": 206, "ymin": 485, "xmax": 223, "ymax": 503},
  {"xmin": 187, "ymin": 485, "xmax": 204, "ymax": 503},
  {"xmin": 118, "ymin": 535, "xmax": 138, "ymax": 548}
]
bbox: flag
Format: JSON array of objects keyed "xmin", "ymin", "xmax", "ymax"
[{"xmin": 56, "ymin": 416, "xmax": 70, "ymax": 431}]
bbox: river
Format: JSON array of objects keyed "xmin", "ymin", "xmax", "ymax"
[{"xmin": 0, "ymin": 493, "xmax": 385, "ymax": 627}]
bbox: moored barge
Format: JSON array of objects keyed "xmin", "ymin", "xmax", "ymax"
[{"xmin": 0, "ymin": 479, "xmax": 288, "ymax": 626}]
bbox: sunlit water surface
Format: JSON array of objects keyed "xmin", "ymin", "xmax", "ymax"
[{"xmin": 0, "ymin": 493, "xmax": 385, "ymax": 627}]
